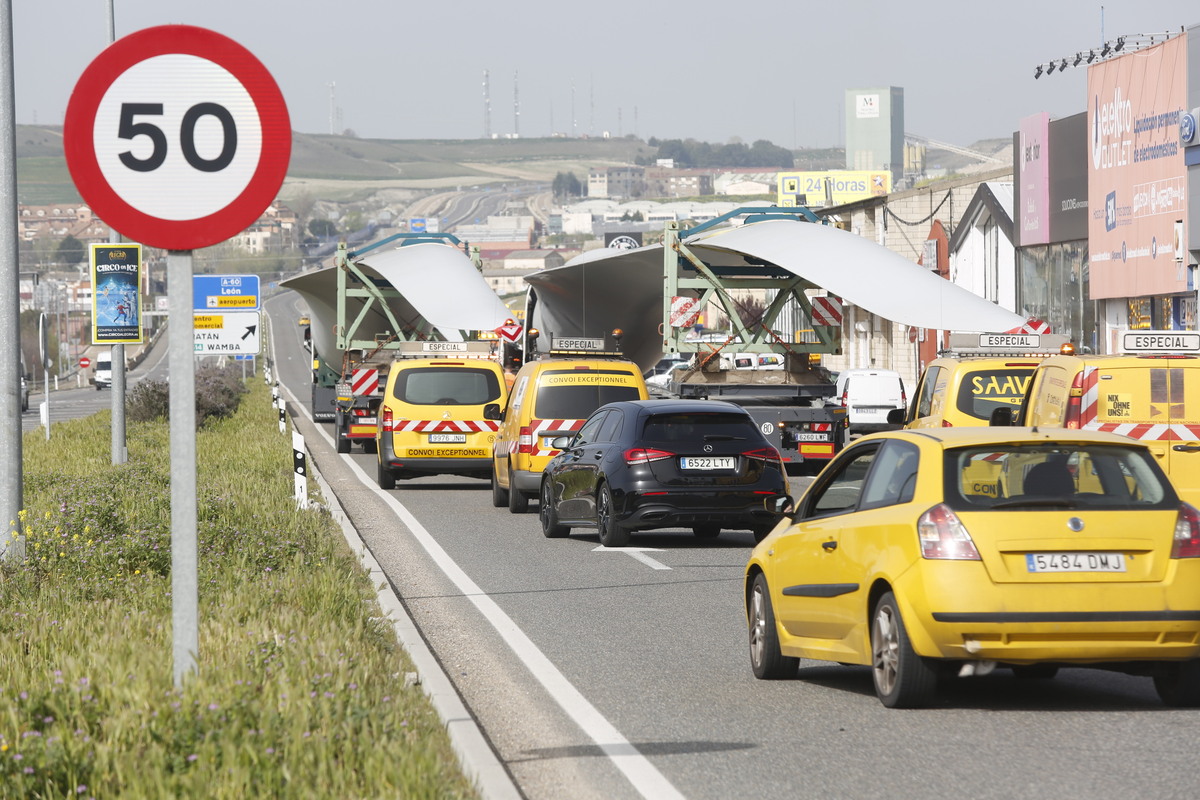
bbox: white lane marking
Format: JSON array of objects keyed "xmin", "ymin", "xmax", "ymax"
[
  {"xmin": 270, "ymin": 339, "xmax": 685, "ymax": 798},
  {"xmin": 344, "ymin": 459, "xmax": 686, "ymax": 800},
  {"xmin": 592, "ymin": 545, "xmax": 672, "ymax": 570}
]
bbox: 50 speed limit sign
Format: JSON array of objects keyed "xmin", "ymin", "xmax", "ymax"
[{"xmin": 64, "ymin": 25, "xmax": 290, "ymax": 251}]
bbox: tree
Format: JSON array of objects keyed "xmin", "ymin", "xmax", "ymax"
[
  {"xmin": 56, "ymin": 235, "xmax": 84, "ymax": 266},
  {"xmin": 308, "ymin": 218, "xmax": 338, "ymax": 238},
  {"xmin": 552, "ymin": 171, "xmax": 582, "ymax": 200}
]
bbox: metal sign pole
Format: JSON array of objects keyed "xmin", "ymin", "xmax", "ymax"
[
  {"xmin": 38, "ymin": 312, "xmax": 49, "ymax": 440},
  {"xmin": 0, "ymin": 0, "xmax": 21, "ymax": 559},
  {"xmin": 105, "ymin": 2, "xmax": 126, "ymax": 466},
  {"xmin": 168, "ymin": 250, "xmax": 198, "ymax": 686}
]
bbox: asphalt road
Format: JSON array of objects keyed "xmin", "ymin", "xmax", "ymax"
[
  {"xmin": 266, "ymin": 291, "xmax": 1200, "ymax": 800},
  {"xmin": 22, "ymin": 335, "xmax": 171, "ymax": 436}
]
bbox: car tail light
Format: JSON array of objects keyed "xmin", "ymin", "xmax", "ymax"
[
  {"xmin": 901, "ymin": 384, "xmax": 907, "ymax": 404},
  {"xmin": 1171, "ymin": 503, "xmax": 1200, "ymax": 558},
  {"xmin": 518, "ymin": 426, "xmax": 534, "ymax": 454},
  {"xmin": 352, "ymin": 408, "xmax": 369, "ymax": 417},
  {"xmin": 941, "ymin": 419, "xmax": 953, "ymax": 427},
  {"xmin": 1064, "ymin": 371, "xmax": 1085, "ymax": 429},
  {"xmin": 625, "ymin": 447, "xmax": 674, "ymax": 465},
  {"xmin": 382, "ymin": 408, "xmax": 395, "ymax": 432},
  {"xmin": 839, "ymin": 389, "xmax": 847, "ymax": 408},
  {"xmin": 917, "ymin": 504, "xmax": 980, "ymax": 560},
  {"xmin": 743, "ymin": 447, "xmax": 782, "ymax": 463}
]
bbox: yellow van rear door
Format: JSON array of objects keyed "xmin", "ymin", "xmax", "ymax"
[
  {"xmin": 1090, "ymin": 363, "xmax": 1200, "ymax": 502},
  {"xmin": 1166, "ymin": 364, "xmax": 1200, "ymax": 504}
]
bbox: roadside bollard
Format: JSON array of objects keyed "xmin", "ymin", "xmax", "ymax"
[{"xmin": 292, "ymin": 431, "xmax": 308, "ymax": 510}]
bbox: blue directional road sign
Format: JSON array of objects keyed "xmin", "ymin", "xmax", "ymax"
[{"xmin": 194, "ymin": 274, "xmax": 260, "ymax": 311}]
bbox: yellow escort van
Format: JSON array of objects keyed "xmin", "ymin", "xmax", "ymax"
[
  {"xmin": 895, "ymin": 356, "xmax": 1043, "ymax": 429},
  {"xmin": 1013, "ymin": 330, "xmax": 1200, "ymax": 505},
  {"xmin": 490, "ymin": 335, "xmax": 648, "ymax": 513},
  {"xmin": 374, "ymin": 342, "xmax": 508, "ymax": 489}
]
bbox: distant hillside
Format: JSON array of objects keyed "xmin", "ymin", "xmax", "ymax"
[{"xmin": 13, "ymin": 125, "xmax": 1010, "ymax": 207}]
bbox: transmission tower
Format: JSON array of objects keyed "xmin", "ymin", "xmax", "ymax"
[
  {"xmin": 482, "ymin": 70, "xmax": 492, "ymax": 138},
  {"xmin": 513, "ymin": 70, "xmax": 520, "ymax": 138},
  {"xmin": 327, "ymin": 81, "xmax": 336, "ymax": 134}
]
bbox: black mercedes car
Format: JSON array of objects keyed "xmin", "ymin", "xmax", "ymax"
[{"xmin": 538, "ymin": 399, "xmax": 787, "ymax": 546}]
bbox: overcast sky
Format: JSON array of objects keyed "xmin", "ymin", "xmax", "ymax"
[{"xmin": 12, "ymin": 1, "xmax": 1200, "ymax": 149}]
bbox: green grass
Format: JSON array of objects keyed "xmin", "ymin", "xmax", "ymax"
[{"xmin": 1, "ymin": 378, "xmax": 479, "ymax": 799}]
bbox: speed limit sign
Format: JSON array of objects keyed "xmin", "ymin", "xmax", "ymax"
[{"xmin": 64, "ymin": 25, "xmax": 290, "ymax": 250}]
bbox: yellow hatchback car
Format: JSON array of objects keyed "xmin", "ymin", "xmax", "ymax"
[{"xmin": 745, "ymin": 426, "xmax": 1200, "ymax": 708}]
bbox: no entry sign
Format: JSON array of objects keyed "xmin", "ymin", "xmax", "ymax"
[{"xmin": 64, "ymin": 25, "xmax": 291, "ymax": 250}]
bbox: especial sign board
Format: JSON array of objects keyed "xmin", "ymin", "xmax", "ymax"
[{"xmin": 91, "ymin": 243, "xmax": 143, "ymax": 344}]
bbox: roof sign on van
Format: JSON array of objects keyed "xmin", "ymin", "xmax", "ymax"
[
  {"xmin": 551, "ymin": 336, "xmax": 606, "ymax": 351},
  {"xmin": 1120, "ymin": 330, "xmax": 1200, "ymax": 353},
  {"xmin": 391, "ymin": 341, "xmax": 494, "ymax": 357},
  {"xmin": 979, "ymin": 333, "xmax": 1040, "ymax": 349}
]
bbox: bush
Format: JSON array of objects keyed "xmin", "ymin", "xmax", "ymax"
[{"xmin": 126, "ymin": 365, "xmax": 249, "ymax": 426}]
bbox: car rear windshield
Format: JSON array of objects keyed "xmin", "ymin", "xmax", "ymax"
[
  {"xmin": 954, "ymin": 368, "xmax": 1033, "ymax": 421},
  {"xmin": 943, "ymin": 444, "xmax": 1175, "ymax": 510},
  {"xmin": 393, "ymin": 367, "xmax": 501, "ymax": 406},
  {"xmin": 535, "ymin": 382, "xmax": 641, "ymax": 419},
  {"xmin": 641, "ymin": 412, "xmax": 759, "ymax": 443}
]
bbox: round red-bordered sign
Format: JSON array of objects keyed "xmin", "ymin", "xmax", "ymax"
[{"xmin": 64, "ymin": 25, "xmax": 290, "ymax": 251}]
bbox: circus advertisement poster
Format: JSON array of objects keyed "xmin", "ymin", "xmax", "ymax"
[
  {"xmin": 1087, "ymin": 35, "xmax": 1187, "ymax": 298},
  {"xmin": 91, "ymin": 243, "xmax": 143, "ymax": 344}
]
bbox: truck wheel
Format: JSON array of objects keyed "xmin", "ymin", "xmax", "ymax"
[
  {"xmin": 491, "ymin": 467, "xmax": 509, "ymax": 508},
  {"xmin": 363, "ymin": 440, "xmax": 377, "ymax": 455},
  {"xmin": 377, "ymin": 458, "xmax": 395, "ymax": 490},
  {"xmin": 508, "ymin": 469, "xmax": 529, "ymax": 514},
  {"xmin": 337, "ymin": 436, "xmax": 351, "ymax": 454}
]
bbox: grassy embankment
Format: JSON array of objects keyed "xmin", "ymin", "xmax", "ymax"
[{"xmin": 0, "ymin": 376, "xmax": 478, "ymax": 799}]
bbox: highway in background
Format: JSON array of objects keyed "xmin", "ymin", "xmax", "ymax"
[
  {"xmin": 265, "ymin": 289, "xmax": 1200, "ymax": 800},
  {"xmin": 21, "ymin": 334, "xmax": 170, "ymax": 435}
]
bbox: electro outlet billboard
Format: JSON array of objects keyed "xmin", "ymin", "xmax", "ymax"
[
  {"xmin": 1017, "ymin": 112, "xmax": 1050, "ymax": 246},
  {"xmin": 1088, "ymin": 35, "xmax": 1188, "ymax": 298}
]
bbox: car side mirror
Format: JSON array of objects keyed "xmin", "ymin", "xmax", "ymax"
[
  {"xmin": 484, "ymin": 403, "xmax": 502, "ymax": 421},
  {"xmin": 989, "ymin": 406, "xmax": 1014, "ymax": 427},
  {"xmin": 765, "ymin": 494, "xmax": 794, "ymax": 515},
  {"xmin": 551, "ymin": 435, "xmax": 573, "ymax": 450},
  {"xmin": 886, "ymin": 407, "xmax": 907, "ymax": 425}
]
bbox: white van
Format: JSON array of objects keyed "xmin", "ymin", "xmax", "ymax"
[
  {"xmin": 94, "ymin": 349, "xmax": 112, "ymax": 391},
  {"xmin": 835, "ymin": 368, "xmax": 906, "ymax": 434}
]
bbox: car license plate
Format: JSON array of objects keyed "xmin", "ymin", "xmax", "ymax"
[
  {"xmin": 1025, "ymin": 552, "xmax": 1126, "ymax": 573},
  {"xmin": 679, "ymin": 457, "xmax": 736, "ymax": 470},
  {"xmin": 541, "ymin": 436, "xmax": 560, "ymax": 449},
  {"xmin": 428, "ymin": 433, "xmax": 466, "ymax": 444},
  {"xmin": 796, "ymin": 433, "xmax": 828, "ymax": 442}
]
